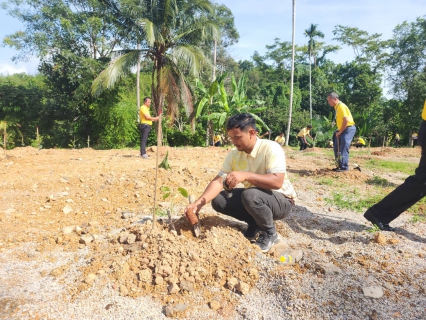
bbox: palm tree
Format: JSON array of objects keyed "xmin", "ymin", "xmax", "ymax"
[
  {"xmin": 92, "ymin": 0, "xmax": 219, "ymax": 227},
  {"xmin": 92, "ymin": 0, "xmax": 219, "ymax": 125},
  {"xmin": 304, "ymin": 24, "xmax": 324, "ymax": 120},
  {"xmin": 286, "ymin": 0, "xmax": 296, "ymax": 146}
]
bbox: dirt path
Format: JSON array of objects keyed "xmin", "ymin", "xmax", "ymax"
[{"xmin": 0, "ymin": 145, "xmax": 425, "ymax": 319}]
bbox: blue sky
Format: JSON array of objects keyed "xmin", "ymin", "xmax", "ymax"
[{"xmin": 0, "ymin": 0, "xmax": 424, "ymax": 75}]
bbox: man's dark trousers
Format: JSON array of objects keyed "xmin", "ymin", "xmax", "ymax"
[
  {"xmin": 366, "ymin": 121, "xmax": 426, "ymax": 224},
  {"xmin": 139, "ymin": 124, "xmax": 151, "ymax": 156}
]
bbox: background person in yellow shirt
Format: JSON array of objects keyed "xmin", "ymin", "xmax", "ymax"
[
  {"xmin": 185, "ymin": 114, "xmax": 296, "ymax": 253},
  {"xmin": 394, "ymin": 132, "xmax": 400, "ymax": 147},
  {"xmin": 213, "ymin": 133, "xmax": 222, "ymax": 147},
  {"xmin": 274, "ymin": 132, "xmax": 285, "ymax": 146},
  {"xmin": 364, "ymin": 99, "xmax": 426, "ymax": 231},
  {"xmin": 138, "ymin": 97, "xmax": 159, "ymax": 158},
  {"xmin": 297, "ymin": 125, "xmax": 313, "ymax": 150},
  {"xmin": 327, "ymin": 92, "xmax": 356, "ymax": 172},
  {"xmin": 354, "ymin": 136, "xmax": 366, "ymax": 148}
]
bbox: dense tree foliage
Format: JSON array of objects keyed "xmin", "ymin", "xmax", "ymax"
[{"xmin": 1, "ymin": 1, "xmax": 426, "ymax": 149}]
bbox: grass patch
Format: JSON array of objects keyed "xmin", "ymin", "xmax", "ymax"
[
  {"xmin": 316, "ymin": 177, "xmax": 334, "ymax": 186},
  {"xmin": 364, "ymin": 159, "xmax": 417, "ymax": 175},
  {"xmin": 325, "ymin": 192, "xmax": 385, "ymax": 212},
  {"xmin": 366, "ymin": 176, "xmax": 397, "ymax": 187},
  {"xmin": 411, "ymin": 213, "xmax": 426, "ymax": 223}
]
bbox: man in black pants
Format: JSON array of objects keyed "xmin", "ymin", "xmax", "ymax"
[
  {"xmin": 184, "ymin": 114, "xmax": 297, "ymax": 253},
  {"xmin": 138, "ymin": 97, "xmax": 159, "ymax": 158},
  {"xmin": 364, "ymin": 100, "xmax": 426, "ymax": 231}
]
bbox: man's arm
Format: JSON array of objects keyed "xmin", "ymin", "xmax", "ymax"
[
  {"xmin": 143, "ymin": 112, "xmax": 159, "ymax": 121},
  {"xmin": 226, "ymin": 171, "xmax": 284, "ymax": 190},
  {"xmin": 336, "ymin": 117, "xmax": 349, "ymax": 136},
  {"xmin": 184, "ymin": 175, "xmax": 223, "ymax": 215}
]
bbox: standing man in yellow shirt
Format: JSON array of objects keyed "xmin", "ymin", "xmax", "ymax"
[
  {"xmin": 327, "ymin": 92, "xmax": 356, "ymax": 172},
  {"xmin": 364, "ymin": 99, "xmax": 426, "ymax": 231},
  {"xmin": 185, "ymin": 114, "xmax": 296, "ymax": 253},
  {"xmin": 395, "ymin": 132, "xmax": 400, "ymax": 147},
  {"xmin": 138, "ymin": 97, "xmax": 159, "ymax": 158},
  {"xmin": 297, "ymin": 125, "xmax": 313, "ymax": 150}
]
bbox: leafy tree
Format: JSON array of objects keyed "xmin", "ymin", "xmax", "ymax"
[
  {"xmin": 387, "ymin": 17, "xmax": 426, "ymax": 99},
  {"xmin": 333, "ymin": 25, "xmax": 389, "ymax": 72}
]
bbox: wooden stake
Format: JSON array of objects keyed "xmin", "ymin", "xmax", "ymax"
[{"xmin": 87, "ymin": 135, "xmax": 90, "ymax": 148}]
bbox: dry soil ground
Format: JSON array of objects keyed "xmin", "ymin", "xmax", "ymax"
[{"xmin": 0, "ymin": 145, "xmax": 425, "ymax": 319}]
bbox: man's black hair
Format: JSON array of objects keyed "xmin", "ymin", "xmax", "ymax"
[
  {"xmin": 307, "ymin": 125, "xmax": 312, "ymax": 128},
  {"xmin": 143, "ymin": 97, "xmax": 151, "ymax": 103},
  {"xmin": 226, "ymin": 114, "xmax": 256, "ymax": 132}
]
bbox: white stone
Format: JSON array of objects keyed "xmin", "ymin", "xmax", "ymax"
[{"xmin": 363, "ymin": 286, "xmax": 384, "ymax": 299}]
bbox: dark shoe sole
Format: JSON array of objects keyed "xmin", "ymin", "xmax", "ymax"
[{"xmin": 364, "ymin": 210, "xmax": 395, "ymax": 232}]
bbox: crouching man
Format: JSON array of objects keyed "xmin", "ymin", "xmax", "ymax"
[{"xmin": 184, "ymin": 114, "xmax": 297, "ymax": 253}]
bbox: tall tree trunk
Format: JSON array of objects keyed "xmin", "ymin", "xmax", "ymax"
[
  {"xmin": 286, "ymin": 0, "xmax": 296, "ymax": 146},
  {"xmin": 206, "ymin": 39, "xmax": 217, "ymax": 147},
  {"xmin": 136, "ymin": 43, "xmax": 141, "ymax": 123},
  {"xmin": 309, "ymin": 51, "xmax": 312, "ymax": 121}
]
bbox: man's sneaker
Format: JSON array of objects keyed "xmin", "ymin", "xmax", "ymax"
[
  {"xmin": 243, "ymin": 224, "xmax": 260, "ymax": 241},
  {"xmin": 255, "ymin": 231, "xmax": 278, "ymax": 253},
  {"xmin": 141, "ymin": 154, "xmax": 149, "ymax": 159}
]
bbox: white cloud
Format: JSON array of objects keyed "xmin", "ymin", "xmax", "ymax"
[{"xmin": 0, "ymin": 63, "xmax": 28, "ymax": 75}]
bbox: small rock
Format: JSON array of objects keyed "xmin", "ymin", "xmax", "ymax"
[
  {"xmin": 119, "ymin": 233, "xmax": 129, "ymax": 244},
  {"xmin": 289, "ymin": 249, "xmax": 304, "ymax": 262},
  {"xmin": 138, "ymin": 269, "xmax": 152, "ymax": 283},
  {"xmin": 314, "ymin": 262, "xmax": 342, "ymax": 275},
  {"xmin": 180, "ymin": 280, "xmax": 194, "ymax": 292},
  {"xmin": 174, "ymin": 303, "xmax": 187, "ymax": 313},
  {"xmin": 209, "ymin": 300, "xmax": 221, "ymax": 310},
  {"xmin": 387, "ymin": 238, "xmax": 399, "ymax": 245},
  {"xmin": 226, "ymin": 277, "xmax": 239, "ymax": 290},
  {"xmin": 79, "ymin": 235, "xmax": 94, "ymax": 245},
  {"xmin": 119, "ymin": 285, "xmax": 129, "ymax": 296},
  {"xmin": 363, "ymin": 286, "xmax": 384, "ymax": 298},
  {"xmin": 155, "ymin": 276, "xmax": 164, "ymax": 285},
  {"xmin": 88, "ymin": 221, "xmax": 99, "ymax": 227},
  {"xmin": 236, "ymin": 281, "xmax": 250, "ymax": 295},
  {"xmin": 101, "ymin": 198, "xmax": 108, "ymax": 202},
  {"xmin": 62, "ymin": 205, "xmax": 73, "ymax": 214},
  {"xmin": 56, "ymin": 237, "xmax": 63, "ymax": 244},
  {"xmin": 85, "ymin": 273, "xmax": 97, "ymax": 284},
  {"xmin": 121, "ymin": 212, "xmax": 133, "ymax": 219},
  {"xmin": 127, "ymin": 233, "xmax": 136, "ymax": 244},
  {"xmin": 62, "ymin": 226, "xmax": 75, "ymax": 234},
  {"xmin": 374, "ymin": 232, "xmax": 386, "ymax": 245},
  {"xmin": 75, "ymin": 226, "xmax": 82, "ymax": 235},
  {"xmin": 168, "ymin": 283, "xmax": 180, "ymax": 294}
]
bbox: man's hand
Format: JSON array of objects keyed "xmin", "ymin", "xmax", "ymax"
[
  {"xmin": 225, "ymin": 171, "xmax": 248, "ymax": 189},
  {"xmin": 184, "ymin": 200, "xmax": 203, "ymax": 217}
]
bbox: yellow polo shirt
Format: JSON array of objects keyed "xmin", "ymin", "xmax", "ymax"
[
  {"xmin": 214, "ymin": 135, "xmax": 221, "ymax": 144},
  {"xmin": 334, "ymin": 101, "xmax": 355, "ymax": 130},
  {"xmin": 423, "ymin": 100, "xmax": 426, "ymax": 120},
  {"xmin": 358, "ymin": 137, "xmax": 366, "ymax": 145},
  {"xmin": 297, "ymin": 128, "xmax": 310, "ymax": 138},
  {"xmin": 218, "ymin": 138, "xmax": 297, "ymax": 199},
  {"xmin": 140, "ymin": 105, "xmax": 152, "ymax": 125},
  {"xmin": 275, "ymin": 135, "xmax": 285, "ymax": 145}
]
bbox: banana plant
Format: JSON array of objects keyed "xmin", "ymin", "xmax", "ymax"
[{"xmin": 196, "ymin": 73, "xmax": 270, "ymax": 144}]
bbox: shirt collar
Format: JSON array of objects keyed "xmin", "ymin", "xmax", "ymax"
[{"xmin": 247, "ymin": 137, "xmax": 261, "ymax": 158}]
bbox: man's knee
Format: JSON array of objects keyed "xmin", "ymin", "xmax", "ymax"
[
  {"xmin": 241, "ymin": 188, "xmax": 264, "ymax": 208},
  {"xmin": 211, "ymin": 193, "xmax": 226, "ymax": 213}
]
